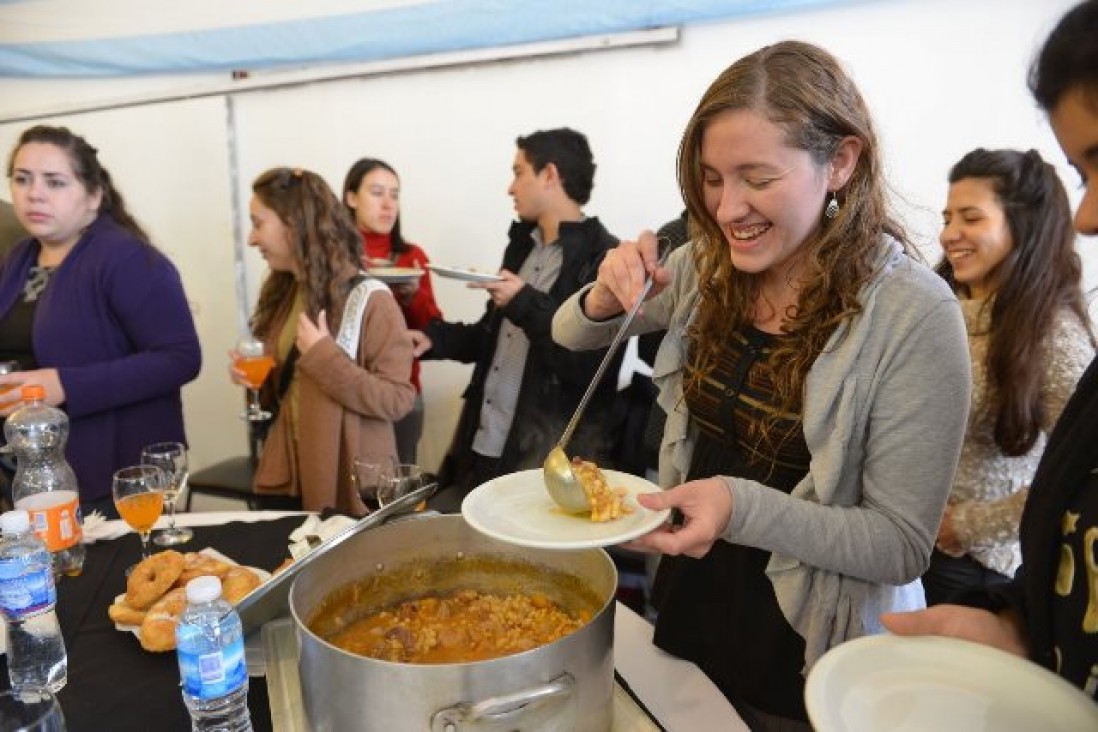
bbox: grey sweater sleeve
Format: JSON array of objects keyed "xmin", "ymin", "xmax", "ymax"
[
  {"xmin": 722, "ymin": 276, "xmax": 971, "ymax": 585},
  {"xmin": 552, "ymin": 243, "xmax": 693, "ymax": 349}
]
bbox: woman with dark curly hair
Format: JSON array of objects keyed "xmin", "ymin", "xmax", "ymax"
[
  {"xmin": 234, "ymin": 167, "xmax": 414, "ymax": 513},
  {"xmin": 554, "ymin": 41, "xmax": 970, "ymax": 728},
  {"xmin": 923, "ymin": 148, "xmax": 1094, "ymax": 605}
]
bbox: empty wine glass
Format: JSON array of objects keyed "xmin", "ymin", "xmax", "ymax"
[
  {"xmin": 234, "ymin": 335, "xmax": 274, "ymax": 421},
  {"xmin": 112, "ymin": 464, "xmax": 165, "ymax": 573},
  {"xmin": 141, "ymin": 442, "xmax": 193, "ymax": 546}
]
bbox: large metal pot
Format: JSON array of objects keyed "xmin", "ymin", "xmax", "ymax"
[{"xmin": 289, "ymin": 514, "xmax": 617, "ymax": 731}]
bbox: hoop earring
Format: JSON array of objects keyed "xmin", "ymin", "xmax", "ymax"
[{"xmin": 824, "ymin": 192, "xmax": 840, "ymax": 220}]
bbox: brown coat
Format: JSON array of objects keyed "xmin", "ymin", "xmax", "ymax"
[{"xmin": 253, "ymin": 286, "xmax": 415, "ymax": 512}]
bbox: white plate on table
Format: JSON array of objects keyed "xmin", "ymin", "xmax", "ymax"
[
  {"xmin": 366, "ymin": 266, "xmax": 423, "ymax": 284},
  {"xmin": 461, "ymin": 468, "xmax": 670, "ymax": 550},
  {"xmin": 112, "ymin": 548, "xmax": 273, "ymax": 676},
  {"xmin": 113, "ymin": 561, "xmax": 273, "ymax": 636},
  {"xmin": 805, "ymin": 634, "xmax": 1098, "ymax": 732},
  {"xmin": 427, "ymin": 264, "xmax": 503, "ymax": 283},
  {"xmin": 111, "ymin": 564, "xmax": 271, "ymax": 632}
]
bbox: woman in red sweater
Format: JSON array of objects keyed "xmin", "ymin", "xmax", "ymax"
[{"xmin": 343, "ymin": 158, "xmax": 442, "ymax": 464}]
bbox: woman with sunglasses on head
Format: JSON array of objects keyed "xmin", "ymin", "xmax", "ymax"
[{"xmin": 238, "ymin": 167, "xmax": 414, "ymax": 513}]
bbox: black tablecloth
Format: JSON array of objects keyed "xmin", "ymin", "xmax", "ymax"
[{"xmin": 1, "ymin": 516, "xmax": 303, "ymax": 732}]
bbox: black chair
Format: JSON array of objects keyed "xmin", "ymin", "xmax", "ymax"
[{"xmin": 183, "ymin": 423, "xmax": 300, "ymax": 511}]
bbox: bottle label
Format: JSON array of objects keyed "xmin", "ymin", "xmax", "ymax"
[
  {"xmin": 0, "ymin": 562, "xmax": 56, "ymax": 619},
  {"xmin": 178, "ymin": 634, "xmax": 247, "ymax": 700},
  {"xmin": 16, "ymin": 492, "xmax": 83, "ymax": 552}
]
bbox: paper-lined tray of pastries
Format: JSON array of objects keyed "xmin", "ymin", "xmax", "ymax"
[{"xmin": 109, "ymin": 548, "xmax": 271, "ymax": 652}]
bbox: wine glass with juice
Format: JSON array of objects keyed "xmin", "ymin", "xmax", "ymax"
[
  {"xmin": 235, "ymin": 335, "xmax": 274, "ymax": 421},
  {"xmin": 112, "ymin": 464, "xmax": 165, "ymax": 573}
]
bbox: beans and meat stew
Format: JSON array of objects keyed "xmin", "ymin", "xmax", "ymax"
[{"xmin": 307, "ymin": 555, "xmax": 602, "ymax": 664}]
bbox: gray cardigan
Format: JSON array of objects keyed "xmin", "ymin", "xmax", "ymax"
[{"xmin": 552, "ymin": 238, "xmax": 971, "ymax": 669}]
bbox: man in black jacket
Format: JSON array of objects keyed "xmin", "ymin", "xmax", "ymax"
[{"xmin": 412, "ymin": 128, "xmax": 622, "ymax": 506}]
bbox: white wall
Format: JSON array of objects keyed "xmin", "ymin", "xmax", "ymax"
[{"xmin": 0, "ymin": 0, "xmax": 1087, "ymax": 477}]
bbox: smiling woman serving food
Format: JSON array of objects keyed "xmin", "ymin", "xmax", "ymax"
[{"xmin": 553, "ymin": 41, "xmax": 971, "ymax": 729}]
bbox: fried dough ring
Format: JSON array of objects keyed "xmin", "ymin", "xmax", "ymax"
[
  {"xmin": 108, "ymin": 600, "xmax": 147, "ymax": 627},
  {"xmin": 125, "ymin": 550, "xmax": 185, "ymax": 610},
  {"xmin": 222, "ymin": 566, "xmax": 262, "ymax": 604},
  {"xmin": 175, "ymin": 552, "xmax": 232, "ymax": 586},
  {"xmin": 139, "ymin": 587, "xmax": 187, "ymax": 652}
]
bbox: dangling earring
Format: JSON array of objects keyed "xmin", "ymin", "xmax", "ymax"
[{"xmin": 824, "ymin": 192, "xmax": 840, "ymax": 220}]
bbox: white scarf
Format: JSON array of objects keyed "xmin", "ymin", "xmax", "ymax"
[{"xmin": 334, "ymin": 273, "xmax": 390, "ymax": 358}]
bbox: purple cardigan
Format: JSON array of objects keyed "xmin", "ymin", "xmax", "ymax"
[{"xmin": 0, "ymin": 215, "xmax": 202, "ymax": 503}]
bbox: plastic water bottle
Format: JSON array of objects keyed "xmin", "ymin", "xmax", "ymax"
[
  {"xmin": 0, "ymin": 510, "xmax": 67, "ymax": 695},
  {"xmin": 4, "ymin": 385, "xmax": 85, "ymax": 578},
  {"xmin": 176, "ymin": 576, "xmax": 253, "ymax": 732}
]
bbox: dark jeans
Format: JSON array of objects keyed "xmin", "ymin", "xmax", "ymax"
[
  {"xmin": 923, "ymin": 548, "xmax": 1011, "ymax": 606},
  {"xmin": 393, "ymin": 393, "xmax": 424, "ymax": 465}
]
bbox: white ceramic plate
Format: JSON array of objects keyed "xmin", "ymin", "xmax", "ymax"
[
  {"xmin": 367, "ymin": 266, "xmax": 423, "ymax": 284},
  {"xmin": 805, "ymin": 634, "xmax": 1098, "ymax": 732},
  {"xmin": 461, "ymin": 468, "xmax": 670, "ymax": 550},
  {"xmin": 427, "ymin": 264, "xmax": 503, "ymax": 283}
]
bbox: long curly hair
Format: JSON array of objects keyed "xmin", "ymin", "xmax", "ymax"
[
  {"xmin": 8, "ymin": 125, "xmax": 152, "ymax": 244},
  {"xmin": 249, "ymin": 167, "xmax": 362, "ymax": 338},
  {"xmin": 936, "ymin": 148, "xmax": 1092, "ymax": 455},
  {"xmin": 677, "ymin": 41, "xmax": 908, "ymax": 447}
]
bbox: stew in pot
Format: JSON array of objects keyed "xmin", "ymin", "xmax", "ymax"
[{"xmin": 321, "ymin": 589, "xmax": 589, "ymax": 663}]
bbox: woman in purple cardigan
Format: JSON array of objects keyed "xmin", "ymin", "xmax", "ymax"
[{"xmin": 0, "ymin": 125, "xmax": 201, "ymax": 516}]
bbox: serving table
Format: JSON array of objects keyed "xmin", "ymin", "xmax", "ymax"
[{"xmin": 0, "ymin": 510, "xmax": 745, "ymax": 731}]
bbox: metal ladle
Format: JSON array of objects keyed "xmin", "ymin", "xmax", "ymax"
[{"xmin": 543, "ymin": 243, "xmax": 670, "ymax": 513}]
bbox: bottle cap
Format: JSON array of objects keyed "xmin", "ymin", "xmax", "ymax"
[
  {"xmin": 186, "ymin": 575, "xmax": 223, "ymax": 604},
  {"xmin": 21, "ymin": 384, "xmax": 45, "ymax": 401},
  {"xmin": 0, "ymin": 510, "xmax": 31, "ymax": 535}
]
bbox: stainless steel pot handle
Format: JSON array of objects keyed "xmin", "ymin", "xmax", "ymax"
[{"xmin": 430, "ymin": 673, "xmax": 575, "ymax": 732}]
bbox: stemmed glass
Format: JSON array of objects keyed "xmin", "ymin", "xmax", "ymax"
[
  {"xmin": 112, "ymin": 465, "xmax": 165, "ymax": 573},
  {"xmin": 234, "ymin": 335, "xmax": 274, "ymax": 421},
  {"xmin": 141, "ymin": 441, "xmax": 193, "ymax": 546},
  {"xmin": 351, "ymin": 456, "xmax": 391, "ymax": 514},
  {"xmin": 351, "ymin": 457, "xmax": 423, "ymax": 514}
]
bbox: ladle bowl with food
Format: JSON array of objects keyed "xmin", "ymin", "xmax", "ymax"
[{"xmin": 542, "ymin": 242, "xmax": 670, "ymax": 515}]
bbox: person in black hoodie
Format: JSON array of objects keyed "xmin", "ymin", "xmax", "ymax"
[
  {"xmin": 412, "ymin": 128, "xmax": 621, "ymax": 508},
  {"xmin": 883, "ymin": 0, "xmax": 1098, "ymax": 700}
]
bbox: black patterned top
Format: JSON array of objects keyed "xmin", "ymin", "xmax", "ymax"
[{"xmin": 652, "ymin": 326, "xmax": 812, "ymax": 721}]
